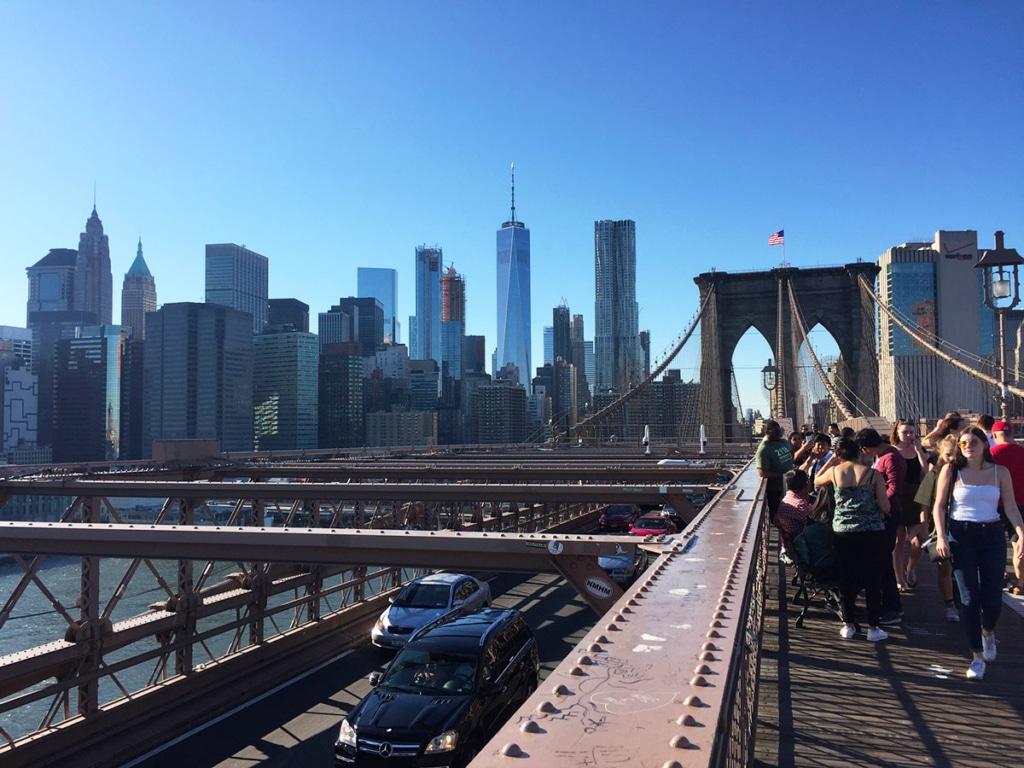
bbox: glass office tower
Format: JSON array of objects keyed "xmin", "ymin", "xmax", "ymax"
[
  {"xmin": 496, "ymin": 166, "xmax": 531, "ymax": 386},
  {"xmin": 143, "ymin": 302, "xmax": 254, "ymax": 456},
  {"xmin": 205, "ymin": 243, "xmax": 269, "ymax": 334},
  {"xmin": 52, "ymin": 325, "xmax": 125, "ymax": 462},
  {"xmin": 410, "ymin": 246, "xmax": 442, "ymax": 366},
  {"xmin": 358, "ymin": 267, "xmax": 399, "ymax": 344}
]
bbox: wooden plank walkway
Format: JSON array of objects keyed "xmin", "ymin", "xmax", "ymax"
[{"xmin": 755, "ymin": 536, "xmax": 1024, "ymax": 767}]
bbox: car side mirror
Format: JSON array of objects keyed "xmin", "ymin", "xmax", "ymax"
[
  {"xmin": 388, "ymin": 596, "xmax": 395, "ymax": 604},
  {"xmin": 368, "ymin": 671, "xmax": 382, "ymax": 687}
]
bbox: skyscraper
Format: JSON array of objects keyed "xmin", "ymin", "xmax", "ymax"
[
  {"xmin": 268, "ymin": 298, "xmax": 309, "ymax": 333},
  {"xmin": 594, "ymin": 219, "xmax": 641, "ymax": 394},
  {"xmin": 121, "ymin": 238, "xmax": 157, "ymax": 340},
  {"xmin": 358, "ymin": 267, "xmax": 400, "ymax": 344},
  {"xmin": 254, "ymin": 330, "xmax": 319, "ymax": 451},
  {"xmin": 571, "ymin": 313, "xmax": 590, "ymax": 412},
  {"xmin": 52, "ymin": 325, "xmax": 125, "ymax": 462},
  {"xmin": 496, "ymin": 164, "xmax": 531, "ymax": 386},
  {"xmin": 553, "ymin": 305, "xmax": 571, "ymax": 365},
  {"xmin": 410, "ymin": 246, "xmax": 442, "ymax": 364},
  {"xmin": 319, "ymin": 342, "xmax": 365, "ymax": 449},
  {"xmin": 338, "ymin": 297, "xmax": 385, "ymax": 353},
  {"xmin": 75, "ymin": 206, "xmax": 113, "ymax": 326},
  {"xmin": 441, "ymin": 266, "xmax": 465, "ymax": 382},
  {"xmin": 26, "ymin": 247, "xmax": 92, "ymax": 448},
  {"xmin": 143, "ymin": 302, "xmax": 254, "ymax": 456},
  {"xmin": 877, "ymin": 230, "xmax": 993, "ymax": 420},
  {"xmin": 205, "ymin": 243, "xmax": 269, "ymax": 334}
]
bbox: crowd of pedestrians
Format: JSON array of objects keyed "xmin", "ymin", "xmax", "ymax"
[{"xmin": 760, "ymin": 413, "xmax": 1024, "ymax": 681}]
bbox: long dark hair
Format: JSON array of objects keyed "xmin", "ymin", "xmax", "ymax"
[{"xmin": 951, "ymin": 426, "xmax": 993, "ymax": 470}]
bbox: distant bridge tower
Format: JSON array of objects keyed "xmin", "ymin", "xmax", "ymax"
[{"xmin": 694, "ymin": 263, "xmax": 880, "ymax": 439}]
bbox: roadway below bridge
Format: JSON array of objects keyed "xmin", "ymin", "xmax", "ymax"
[{"xmin": 126, "ymin": 571, "xmax": 593, "ymax": 768}]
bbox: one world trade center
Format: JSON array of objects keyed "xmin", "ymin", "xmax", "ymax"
[{"xmin": 496, "ymin": 163, "xmax": 531, "ymax": 386}]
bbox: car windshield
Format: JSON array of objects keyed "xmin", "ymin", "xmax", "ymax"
[
  {"xmin": 393, "ymin": 582, "xmax": 450, "ymax": 609},
  {"xmin": 382, "ymin": 649, "xmax": 479, "ymax": 694},
  {"xmin": 605, "ymin": 505, "xmax": 634, "ymax": 517},
  {"xmin": 638, "ymin": 517, "xmax": 667, "ymax": 529}
]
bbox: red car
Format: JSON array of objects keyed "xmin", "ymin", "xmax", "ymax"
[{"xmin": 630, "ymin": 514, "xmax": 678, "ymax": 537}]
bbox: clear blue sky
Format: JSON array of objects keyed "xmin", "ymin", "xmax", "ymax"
[{"xmin": 2, "ymin": 2, "xmax": 1021, "ymax": 414}]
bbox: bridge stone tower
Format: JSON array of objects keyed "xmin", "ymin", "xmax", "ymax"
[{"xmin": 694, "ymin": 263, "xmax": 880, "ymax": 438}]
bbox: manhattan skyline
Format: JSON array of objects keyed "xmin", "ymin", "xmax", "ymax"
[{"xmin": 2, "ymin": 2, "xmax": 1021, "ymax": 411}]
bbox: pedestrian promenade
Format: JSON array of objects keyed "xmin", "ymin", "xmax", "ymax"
[{"xmin": 755, "ymin": 536, "xmax": 1024, "ymax": 767}]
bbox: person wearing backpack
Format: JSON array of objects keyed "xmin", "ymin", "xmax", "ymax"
[{"xmin": 815, "ymin": 437, "xmax": 891, "ymax": 642}]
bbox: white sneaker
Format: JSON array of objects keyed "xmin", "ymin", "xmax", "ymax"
[
  {"xmin": 945, "ymin": 606, "xmax": 960, "ymax": 623},
  {"xmin": 866, "ymin": 627, "xmax": 888, "ymax": 642},
  {"xmin": 839, "ymin": 624, "xmax": 856, "ymax": 640},
  {"xmin": 982, "ymin": 633, "xmax": 998, "ymax": 662},
  {"xmin": 966, "ymin": 657, "xmax": 986, "ymax": 680}
]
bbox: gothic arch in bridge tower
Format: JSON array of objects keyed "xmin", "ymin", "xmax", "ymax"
[{"xmin": 693, "ymin": 263, "xmax": 880, "ymax": 439}]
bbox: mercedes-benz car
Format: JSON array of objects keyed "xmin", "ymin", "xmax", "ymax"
[
  {"xmin": 371, "ymin": 572, "xmax": 491, "ymax": 650},
  {"xmin": 337, "ymin": 608, "xmax": 539, "ymax": 767}
]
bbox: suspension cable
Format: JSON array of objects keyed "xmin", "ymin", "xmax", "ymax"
[
  {"xmin": 571, "ymin": 290, "xmax": 711, "ymax": 437},
  {"xmin": 859, "ymin": 274, "xmax": 1024, "ymax": 399},
  {"xmin": 785, "ymin": 276, "xmax": 856, "ymax": 420}
]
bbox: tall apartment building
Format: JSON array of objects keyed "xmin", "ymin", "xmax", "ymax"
[
  {"xmin": 877, "ymin": 230, "xmax": 994, "ymax": 421},
  {"xmin": 253, "ymin": 330, "xmax": 319, "ymax": 451},
  {"xmin": 553, "ymin": 305, "xmax": 571, "ymax": 364},
  {"xmin": 143, "ymin": 303, "xmax": 254, "ymax": 456},
  {"xmin": 472, "ymin": 381, "xmax": 527, "ymax": 444},
  {"xmin": 358, "ymin": 267, "xmax": 400, "ymax": 344},
  {"xmin": 410, "ymin": 246, "xmax": 442, "ymax": 365},
  {"xmin": 496, "ymin": 168, "xmax": 531, "ymax": 387},
  {"xmin": 75, "ymin": 207, "xmax": 113, "ymax": 326},
  {"xmin": 205, "ymin": 243, "xmax": 268, "ymax": 334},
  {"xmin": 594, "ymin": 219, "xmax": 641, "ymax": 395},
  {"xmin": 120, "ymin": 238, "xmax": 157, "ymax": 340},
  {"xmin": 52, "ymin": 325, "xmax": 125, "ymax": 462}
]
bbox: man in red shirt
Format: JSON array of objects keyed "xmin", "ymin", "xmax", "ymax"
[{"xmin": 990, "ymin": 420, "xmax": 1024, "ymax": 594}]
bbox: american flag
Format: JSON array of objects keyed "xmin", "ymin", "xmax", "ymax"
[{"xmin": 768, "ymin": 230, "xmax": 785, "ymax": 246}]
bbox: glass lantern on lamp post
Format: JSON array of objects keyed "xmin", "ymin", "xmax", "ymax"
[
  {"xmin": 761, "ymin": 359, "xmax": 777, "ymax": 418},
  {"xmin": 974, "ymin": 231, "xmax": 1024, "ymax": 421}
]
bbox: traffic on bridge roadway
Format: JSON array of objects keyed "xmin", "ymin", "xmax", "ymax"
[{"xmin": 127, "ymin": 571, "xmax": 592, "ymax": 768}]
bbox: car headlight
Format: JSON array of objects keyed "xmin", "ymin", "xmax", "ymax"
[
  {"xmin": 337, "ymin": 718, "xmax": 357, "ymax": 747},
  {"xmin": 424, "ymin": 728, "xmax": 459, "ymax": 753}
]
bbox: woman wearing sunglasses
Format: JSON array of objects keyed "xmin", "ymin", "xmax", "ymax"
[{"xmin": 932, "ymin": 426, "xmax": 1024, "ymax": 680}]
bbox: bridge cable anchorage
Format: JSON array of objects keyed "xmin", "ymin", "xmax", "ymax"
[
  {"xmin": 785, "ymin": 276, "xmax": 856, "ymax": 420},
  {"xmin": 859, "ymin": 274, "xmax": 1024, "ymax": 400},
  {"xmin": 569, "ymin": 289, "xmax": 711, "ymax": 438}
]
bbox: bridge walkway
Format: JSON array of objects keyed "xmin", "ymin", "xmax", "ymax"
[{"xmin": 755, "ymin": 532, "xmax": 1024, "ymax": 767}]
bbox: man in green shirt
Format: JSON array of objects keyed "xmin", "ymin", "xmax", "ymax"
[{"xmin": 756, "ymin": 419, "xmax": 794, "ymax": 521}]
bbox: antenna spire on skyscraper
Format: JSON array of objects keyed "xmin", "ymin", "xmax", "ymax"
[{"xmin": 510, "ymin": 161, "xmax": 517, "ymax": 224}]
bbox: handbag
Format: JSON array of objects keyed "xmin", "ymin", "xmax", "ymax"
[{"xmin": 922, "ymin": 468, "xmax": 956, "ymax": 562}]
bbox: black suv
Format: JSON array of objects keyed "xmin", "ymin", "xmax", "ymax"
[{"xmin": 335, "ymin": 607, "xmax": 539, "ymax": 767}]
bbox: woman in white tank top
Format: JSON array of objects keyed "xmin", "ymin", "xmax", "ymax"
[{"xmin": 932, "ymin": 426, "xmax": 1024, "ymax": 681}]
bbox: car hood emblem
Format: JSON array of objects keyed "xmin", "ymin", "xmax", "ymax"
[{"xmin": 378, "ymin": 742, "xmax": 394, "ymax": 757}]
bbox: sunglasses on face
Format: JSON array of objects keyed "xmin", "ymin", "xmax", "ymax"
[{"xmin": 959, "ymin": 438, "xmax": 983, "ymax": 447}]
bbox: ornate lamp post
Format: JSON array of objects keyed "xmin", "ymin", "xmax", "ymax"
[
  {"xmin": 761, "ymin": 359, "xmax": 777, "ymax": 418},
  {"xmin": 974, "ymin": 231, "xmax": 1024, "ymax": 421}
]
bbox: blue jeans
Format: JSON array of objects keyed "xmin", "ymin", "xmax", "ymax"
[{"xmin": 949, "ymin": 519, "xmax": 1007, "ymax": 653}]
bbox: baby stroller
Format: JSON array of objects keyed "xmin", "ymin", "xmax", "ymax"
[{"xmin": 783, "ymin": 515, "xmax": 842, "ymax": 628}]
